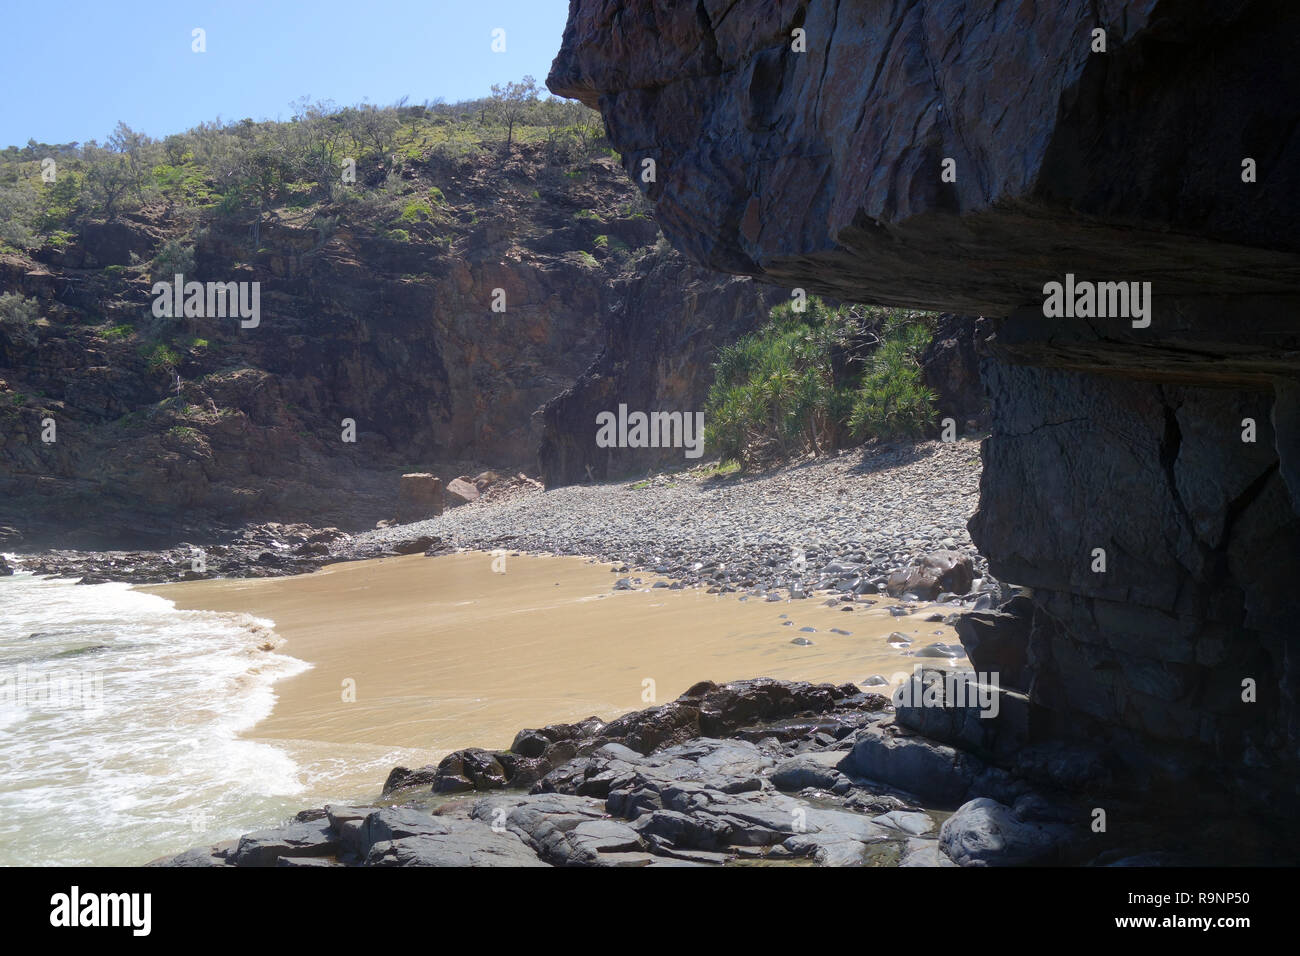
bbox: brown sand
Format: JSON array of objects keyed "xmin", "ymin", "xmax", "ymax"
[{"xmin": 145, "ymin": 552, "xmax": 951, "ymax": 793}]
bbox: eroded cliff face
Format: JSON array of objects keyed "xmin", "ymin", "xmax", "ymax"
[
  {"xmin": 1, "ymin": 147, "xmax": 772, "ymax": 548},
  {"xmin": 538, "ymin": 249, "xmax": 784, "ymax": 485},
  {"xmin": 550, "ymin": 0, "xmax": 1300, "ymax": 814}
]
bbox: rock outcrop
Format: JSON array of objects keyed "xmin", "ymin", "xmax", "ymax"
[
  {"xmin": 549, "ymin": 0, "xmax": 1300, "ymax": 821},
  {"xmin": 549, "ymin": 0, "xmax": 1298, "ymax": 309},
  {"xmin": 158, "ymin": 677, "xmax": 1278, "ymax": 866},
  {"xmin": 396, "ymin": 473, "xmax": 443, "ymax": 523},
  {"xmin": 537, "ymin": 249, "xmax": 784, "ymax": 485}
]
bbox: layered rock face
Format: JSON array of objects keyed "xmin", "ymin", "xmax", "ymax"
[
  {"xmin": 550, "ymin": 0, "xmax": 1300, "ymax": 815},
  {"xmin": 538, "ymin": 249, "xmax": 784, "ymax": 485}
]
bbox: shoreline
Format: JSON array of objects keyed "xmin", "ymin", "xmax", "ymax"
[
  {"xmin": 17, "ymin": 441, "xmax": 993, "ymax": 604},
  {"xmin": 144, "ymin": 551, "xmax": 959, "ymax": 764}
]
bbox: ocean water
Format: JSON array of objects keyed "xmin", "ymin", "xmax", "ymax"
[{"xmin": 0, "ymin": 566, "xmax": 340, "ymax": 866}]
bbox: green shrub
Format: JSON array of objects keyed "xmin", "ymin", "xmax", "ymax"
[
  {"xmin": 0, "ymin": 292, "xmax": 40, "ymax": 347},
  {"xmin": 385, "ymin": 228, "xmax": 410, "ymax": 242},
  {"xmin": 399, "ymin": 200, "xmax": 433, "ymax": 222},
  {"xmin": 704, "ymin": 297, "xmax": 938, "ymax": 468},
  {"xmin": 44, "ymin": 230, "xmax": 77, "ymax": 249},
  {"xmin": 142, "ymin": 342, "xmax": 181, "ymax": 373},
  {"xmin": 847, "ymin": 316, "xmax": 938, "ymax": 440},
  {"xmin": 101, "ymin": 324, "xmax": 134, "ymax": 340},
  {"xmin": 151, "ymin": 238, "xmax": 195, "ymax": 282}
]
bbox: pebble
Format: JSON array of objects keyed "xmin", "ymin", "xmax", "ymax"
[{"xmin": 351, "ymin": 441, "xmax": 992, "ymax": 605}]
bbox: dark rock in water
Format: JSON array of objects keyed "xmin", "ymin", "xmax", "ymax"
[
  {"xmin": 0, "ymin": 555, "xmax": 13, "ymax": 576},
  {"xmin": 887, "ymin": 552, "xmax": 975, "ymax": 600},
  {"xmin": 432, "ymin": 748, "xmax": 511, "ymax": 793},
  {"xmin": 938, "ymin": 797, "xmax": 1074, "ymax": 867},
  {"xmin": 510, "ymin": 729, "xmax": 552, "ymax": 759},
  {"xmin": 382, "ymin": 765, "xmax": 439, "ymax": 795},
  {"xmin": 913, "ymin": 642, "xmax": 964, "ymax": 658}
]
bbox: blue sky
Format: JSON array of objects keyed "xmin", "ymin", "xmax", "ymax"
[{"xmin": 1, "ymin": 1, "xmax": 573, "ymax": 148}]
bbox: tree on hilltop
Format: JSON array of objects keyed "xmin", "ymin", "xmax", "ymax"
[{"xmin": 490, "ymin": 76, "xmax": 539, "ymax": 147}]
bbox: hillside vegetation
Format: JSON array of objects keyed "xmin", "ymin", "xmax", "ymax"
[
  {"xmin": 0, "ymin": 78, "xmax": 611, "ymax": 255},
  {"xmin": 0, "ymin": 82, "xmax": 683, "ymax": 546}
]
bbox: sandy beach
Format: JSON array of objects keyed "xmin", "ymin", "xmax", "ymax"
[{"xmin": 145, "ymin": 552, "xmax": 952, "ymax": 774}]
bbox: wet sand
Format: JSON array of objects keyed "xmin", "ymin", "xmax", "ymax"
[{"xmin": 146, "ymin": 553, "xmax": 952, "ymax": 790}]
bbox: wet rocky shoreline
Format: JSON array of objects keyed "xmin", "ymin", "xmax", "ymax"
[{"xmin": 154, "ymin": 677, "xmax": 1253, "ymax": 868}]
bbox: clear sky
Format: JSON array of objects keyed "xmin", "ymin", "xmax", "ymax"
[{"xmin": 1, "ymin": 0, "xmax": 574, "ymax": 148}]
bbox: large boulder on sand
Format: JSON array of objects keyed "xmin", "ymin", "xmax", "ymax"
[{"xmin": 397, "ymin": 473, "xmax": 443, "ymax": 522}]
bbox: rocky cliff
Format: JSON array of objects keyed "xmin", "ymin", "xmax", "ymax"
[
  {"xmin": 1, "ymin": 144, "xmax": 775, "ymax": 548},
  {"xmin": 549, "ymin": 0, "xmax": 1300, "ymax": 820},
  {"xmin": 538, "ymin": 250, "xmax": 786, "ymax": 485}
]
